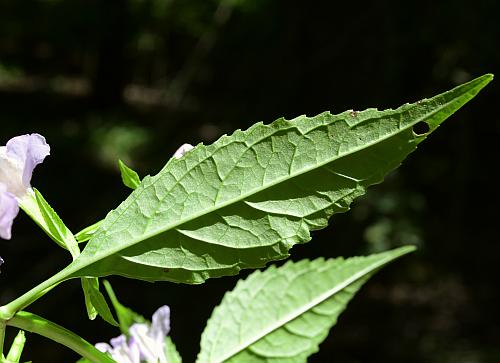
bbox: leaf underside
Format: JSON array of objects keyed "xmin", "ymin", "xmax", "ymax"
[
  {"xmin": 197, "ymin": 246, "xmax": 415, "ymax": 363},
  {"xmin": 69, "ymin": 75, "xmax": 492, "ymax": 283}
]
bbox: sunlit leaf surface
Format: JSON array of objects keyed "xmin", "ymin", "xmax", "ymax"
[
  {"xmin": 67, "ymin": 75, "xmax": 492, "ymax": 283},
  {"xmin": 197, "ymin": 247, "xmax": 415, "ymax": 363}
]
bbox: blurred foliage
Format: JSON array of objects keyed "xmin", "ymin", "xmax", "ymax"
[{"xmin": 0, "ymin": 1, "xmax": 499, "ymax": 362}]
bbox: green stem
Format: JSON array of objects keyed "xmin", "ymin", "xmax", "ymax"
[
  {"xmin": 0, "ymin": 261, "xmax": 78, "ymax": 319},
  {"xmin": 0, "ymin": 320, "xmax": 6, "ymax": 359},
  {"xmin": 7, "ymin": 311, "xmax": 115, "ymax": 363}
]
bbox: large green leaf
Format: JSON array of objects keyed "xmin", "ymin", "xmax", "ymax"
[
  {"xmin": 197, "ymin": 246, "xmax": 415, "ymax": 363},
  {"xmin": 63, "ymin": 74, "xmax": 491, "ymax": 283}
]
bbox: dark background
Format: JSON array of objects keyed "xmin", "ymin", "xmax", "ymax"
[{"xmin": 1, "ymin": 1, "xmax": 499, "ymax": 362}]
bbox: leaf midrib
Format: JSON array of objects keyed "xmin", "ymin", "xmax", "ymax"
[
  {"xmin": 76, "ymin": 89, "xmax": 462, "ymax": 270},
  {"xmin": 209, "ymin": 247, "xmax": 414, "ymax": 363}
]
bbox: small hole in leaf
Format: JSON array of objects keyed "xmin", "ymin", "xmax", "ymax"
[{"xmin": 412, "ymin": 121, "xmax": 430, "ymax": 135}]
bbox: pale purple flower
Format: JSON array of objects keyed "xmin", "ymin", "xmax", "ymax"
[
  {"xmin": 96, "ymin": 335, "xmax": 141, "ymax": 363},
  {"xmin": 172, "ymin": 143, "xmax": 194, "ymax": 159},
  {"xmin": 0, "ymin": 134, "xmax": 50, "ymax": 240},
  {"xmin": 96, "ymin": 305, "xmax": 171, "ymax": 363},
  {"xmin": 0, "ymin": 183, "xmax": 19, "ymax": 240}
]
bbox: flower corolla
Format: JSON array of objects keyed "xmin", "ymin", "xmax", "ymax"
[
  {"xmin": 96, "ymin": 305, "xmax": 171, "ymax": 363},
  {"xmin": 0, "ymin": 134, "xmax": 50, "ymax": 239}
]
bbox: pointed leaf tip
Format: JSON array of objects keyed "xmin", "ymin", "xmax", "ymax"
[
  {"xmin": 118, "ymin": 159, "xmax": 141, "ymax": 190},
  {"xmin": 72, "ymin": 78, "xmax": 483, "ymax": 285},
  {"xmin": 469, "ymin": 73, "xmax": 494, "ymax": 88},
  {"xmin": 197, "ymin": 247, "xmax": 415, "ymax": 363}
]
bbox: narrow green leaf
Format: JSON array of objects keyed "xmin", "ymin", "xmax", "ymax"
[
  {"xmin": 85, "ymin": 284, "xmax": 119, "ymax": 327},
  {"xmin": 68, "ymin": 75, "xmax": 491, "ymax": 284},
  {"xmin": 18, "ymin": 189, "xmax": 68, "ymax": 251},
  {"xmin": 81, "ymin": 278, "xmax": 98, "ymax": 320},
  {"xmin": 5, "ymin": 330, "xmax": 26, "ymax": 363},
  {"xmin": 197, "ymin": 246, "xmax": 415, "ymax": 363},
  {"xmin": 103, "ymin": 280, "xmax": 146, "ymax": 334},
  {"xmin": 75, "ymin": 220, "xmax": 103, "ymax": 243},
  {"xmin": 33, "ymin": 188, "xmax": 80, "ymax": 258},
  {"xmin": 32, "ymin": 189, "xmax": 106, "ymax": 323},
  {"xmin": 118, "ymin": 159, "xmax": 141, "ymax": 190}
]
